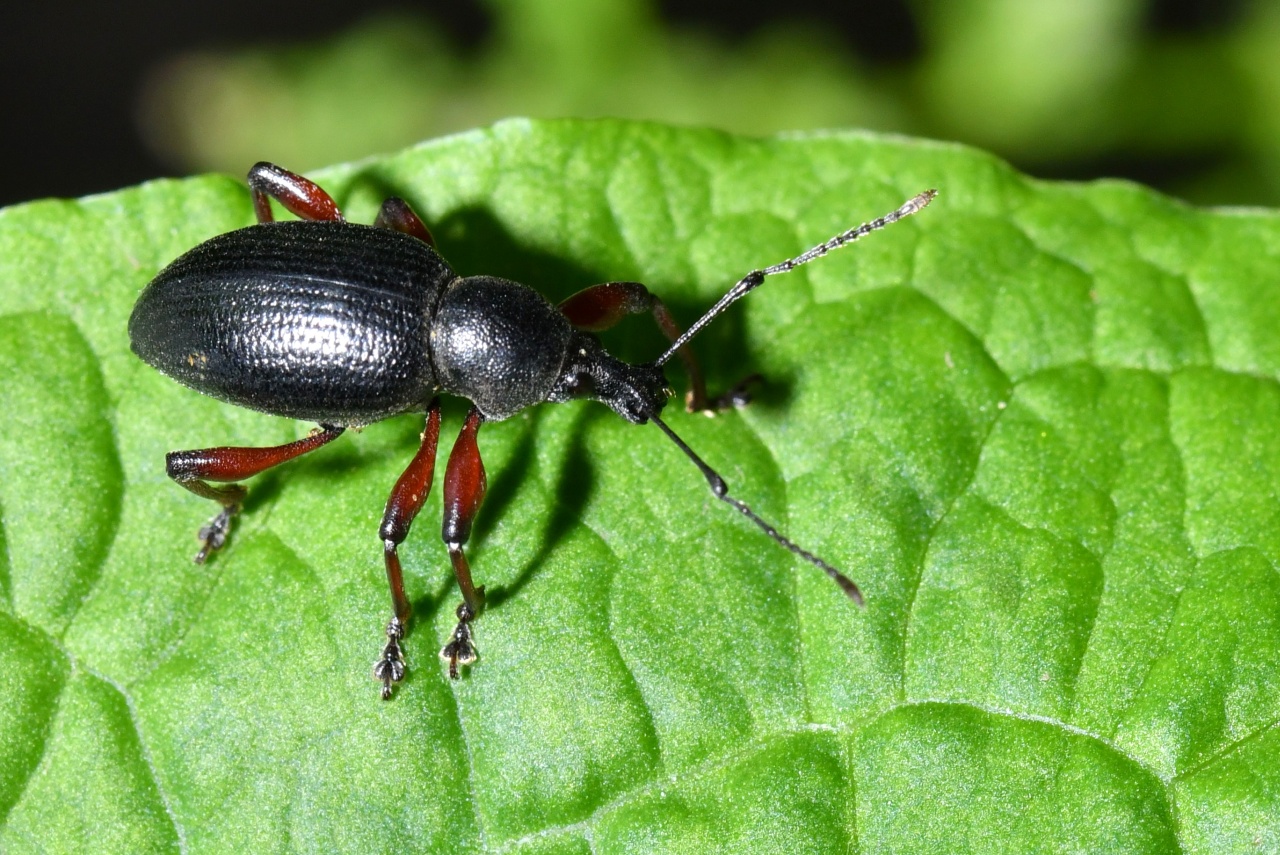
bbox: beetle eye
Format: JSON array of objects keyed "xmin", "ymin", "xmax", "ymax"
[{"xmin": 568, "ymin": 373, "xmax": 596, "ymax": 396}]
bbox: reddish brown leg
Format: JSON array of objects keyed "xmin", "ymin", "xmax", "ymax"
[
  {"xmin": 374, "ymin": 197, "xmax": 436, "ymax": 247},
  {"xmin": 166, "ymin": 425, "xmax": 345, "ymax": 563},
  {"xmin": 372, "ymin": 399, "xmax": 442, "ymax": 699},
  {"xmin": 248, "ymin": 162, "xmax": 345, "ymax": 224},
  {"xmin": 558, "ymin": 281, "xmax": 756, "ymax": 412},
  {"xmin": 439, "ymin": 406, "xmax": 488, "ymax": 679}
]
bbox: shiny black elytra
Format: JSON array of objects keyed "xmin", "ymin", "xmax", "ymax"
[{"xmin": 128, "ymin": 161, "xmax": 936, "ymax": 698}]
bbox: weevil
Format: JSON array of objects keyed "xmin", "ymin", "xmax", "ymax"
[{"xmin": 128, "ymin": 162, "xmax": 936, "ymax": 697}]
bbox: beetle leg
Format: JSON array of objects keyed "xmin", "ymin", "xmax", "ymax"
[
  {"xmin": 440, "ymin": 406, "xmax": 488, "ymax": 679},
  {"xmin": 557, "ymin": 281, "xmax": 754, "ymax": 413},
  {"xmin": 372, "ymin": 399, "xmax": 442, "ymax": 699},
  {"xmin": 166, "ymin": 425, "xmax": 345, "ymax": 563},
  {"xmin": 374, "ymin": 197, "xmax": 436, "ymax": 247},
  {"xmin": 247, "ymin": 162, "xmax": 345, "ymax": 224}
]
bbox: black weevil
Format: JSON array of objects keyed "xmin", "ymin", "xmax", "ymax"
[{"xmin": 128, "ymin": 162, "xmax": 935, "ymax": 697}]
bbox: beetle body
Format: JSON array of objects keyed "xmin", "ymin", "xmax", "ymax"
[
  {"xmin": 130, "ymin": 220, "xmax": 610, "ymax": 425},
  {"xmin": 130, "ymin": 161, "xmax": 933, "ymax": 697}
]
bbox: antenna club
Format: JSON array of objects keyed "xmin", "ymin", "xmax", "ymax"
[
  {"xmin": 836, "ymin": 575, "xmax": 866, "ymax": 607},
  {"xmin": 909, "ymin": 189, "xmax": 939, "ymax": 212}
]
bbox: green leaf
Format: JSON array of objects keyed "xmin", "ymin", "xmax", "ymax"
[{"xmin": 1, "ymin": 118, "xmax": 1278, "ymax": 853}]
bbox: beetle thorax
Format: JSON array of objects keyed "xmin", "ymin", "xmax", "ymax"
[{"xmin": 430, "ymin": 275, "xmax": 575, "ymax": 420}]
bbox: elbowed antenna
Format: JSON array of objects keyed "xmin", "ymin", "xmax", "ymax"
[
  {"xmin": 650, "ymin": 413, "xmax": 863, "ymax": 604},
  {"xmin": 655, "ymin": 189, "xmax": 937, "ymax": 369},
  {"xmin": 648, "ymin": 189, "xmax": 938, "ymax": 602}
]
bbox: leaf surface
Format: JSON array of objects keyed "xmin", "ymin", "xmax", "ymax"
[{"xmin": 0, "ymin": 119, "xmax": 1277, "ymax": 853}]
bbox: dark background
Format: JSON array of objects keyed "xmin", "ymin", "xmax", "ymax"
[{"xmin": 0, "ymin": 0, "xmax": 1242, "ymax": 207}]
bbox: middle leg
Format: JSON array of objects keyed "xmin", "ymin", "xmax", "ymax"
[
  {"xmin": 374, "ymin": 197, "xmax": 436, "ymax": 246},
  {"xmin": 373, "ymin": 398, "xmax": 442, "ymax": 699}
]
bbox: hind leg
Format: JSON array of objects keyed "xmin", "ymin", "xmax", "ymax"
[
  {"xmin": 247, "ymin": 162, "xmax": 345, "ymax": 223},
  {"xmin": 166, "ymin": 425, "xmax": 346, "ymax": 563}
]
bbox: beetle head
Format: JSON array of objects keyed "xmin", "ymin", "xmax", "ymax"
[{"xmin": 547, "ymin": 331, "xmax": 670, "ymax": 424}]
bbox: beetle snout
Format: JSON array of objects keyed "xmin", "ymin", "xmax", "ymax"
[{"xmin": 610, "ymin": 362, "xmax": 670, "ymax": 424}]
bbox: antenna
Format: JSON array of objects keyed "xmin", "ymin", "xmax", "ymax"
[
  {"xmin": 656, "ymin": 189, "xmax": 937, "ymax": 368},
  {"xmin": 647, "ymin": 189, "xmax": 937, "ymax": 602},
  {"xmin": 650, "ymin": 413, "xmax": 864, "ymax": 605}
]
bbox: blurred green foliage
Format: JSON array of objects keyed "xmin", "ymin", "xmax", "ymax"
[{"xmin": 138, "ymin": 0, "xmax": 1277, "ymax": 206}]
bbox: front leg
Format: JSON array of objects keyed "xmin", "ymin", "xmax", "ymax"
[
  {"xmin": 373, "ymin": 399, "xmax": 442, "ymax": 699},
  {"xmin": 440, "ymin": 406, "xmax": 488, "ymax": 679},
  {"xmin": 558, "ymin": 281, "xmax": 756, "ymax": 414}
]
